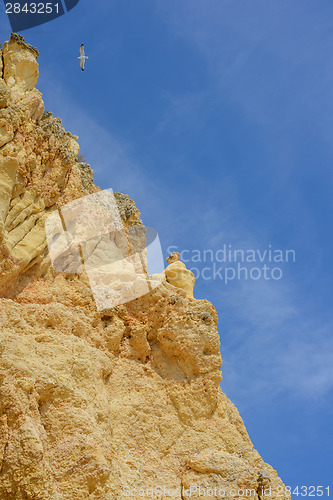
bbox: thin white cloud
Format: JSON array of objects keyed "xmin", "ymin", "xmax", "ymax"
[
  {"xmin": 37, "ymin": 71, "xmax": 172, "ymax": 220},
  {"xmin": 180, "ymin": 195, "xmax": 333, "ymax": 405}
]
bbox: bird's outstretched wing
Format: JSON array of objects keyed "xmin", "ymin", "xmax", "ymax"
[
  {"xmin": 80, "ymin": 58, "xmax": 85, "ymax": 71},
  {"xmin": 80, "ymin": 44, "xmax": 85, "ymax": 57}
]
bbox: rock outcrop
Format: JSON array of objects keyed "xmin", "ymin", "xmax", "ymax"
[
  {"xmin": 165, "ymin": 252, "xmax": 195, "ymax": 298},
  {"xmin": 0, "ymin": 34, "xmax": 289, "ymax": 499}
]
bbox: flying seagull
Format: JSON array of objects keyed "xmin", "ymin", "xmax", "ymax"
[{"xmin": 78, "ymin": 44, "xmax": 88, "ymax": 71}]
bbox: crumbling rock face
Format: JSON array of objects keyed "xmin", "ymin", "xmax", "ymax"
[
  {"xmin": 0, "ymin": 34, "xmax": 100, "ymax": 298},
  {"xmin": 0, "ymin": 34, "xmax": 288, "ymax": 499}
]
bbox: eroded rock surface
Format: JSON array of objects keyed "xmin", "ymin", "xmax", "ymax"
[
  {"xmin": 0, "ymin": 34, "xmax": 289, "ymax": 499},
  {"xmin": 165, "ymin": 252, "xmax": 196, "ymax": 298}
]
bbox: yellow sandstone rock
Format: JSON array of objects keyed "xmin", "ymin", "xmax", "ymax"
[
  {"xmin": 164, "ymin": 251, "xmax": 195, "ymax": 298},
  {"xmin": 0, "ymin": 157, "xmax": 18, "ymax": 225},
  {"xmin": 0, "ymin": 80, "xmax": 10, "ymax": 109},
  {"xmin": 3, "ymin": 33, "xmax": 39, "ymax": 94},
  {"xmin": 0, "ymin": 34, "xmax": 289, "ymax": 500}
]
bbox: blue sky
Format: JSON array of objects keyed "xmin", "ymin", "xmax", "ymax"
[{"xmin": 1, "ymin": 0, "xmax": 333, "ymax": 494}]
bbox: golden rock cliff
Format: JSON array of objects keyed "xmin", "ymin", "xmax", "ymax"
[{"xmin": 0, "ymin": 34, "xmax": 288, "ymax": 499}]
